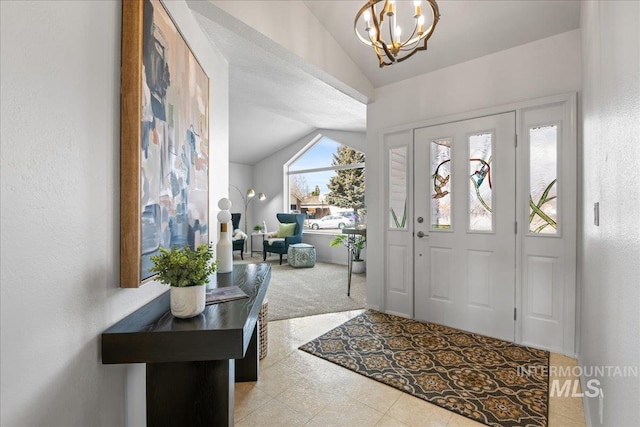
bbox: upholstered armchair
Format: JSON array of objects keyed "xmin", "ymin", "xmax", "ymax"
[
  {"xmin": 231, "ymin": 213, "xmax": 245, "ymax": 260},
  {"xmin": 263, "ymin": 213, "xmax": 305, "ymax": 265}
]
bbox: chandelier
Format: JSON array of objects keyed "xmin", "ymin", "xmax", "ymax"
[{"xmin": 354, "ymin": 0, "xmax": 440, "ymax": 67}]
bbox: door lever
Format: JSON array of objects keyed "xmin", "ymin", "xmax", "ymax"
[{"xmin": 417, "ymin": 231, "xmax": 426, "ymax": 238}]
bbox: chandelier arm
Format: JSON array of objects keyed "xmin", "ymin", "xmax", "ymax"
[
  {"xmin": 380, "ymin": 39, "xmax": 397, "ymax": 63},
  {"xmin": 399, "ymin": 4, "xmax": 440, "ymax": 54},
  {"xmin": 371, "ymin": 5, "xmax": 382, "ymax": 45},
  {"xmin": 373, "ymin": 45, "xmax": 393, "ymax": 67},
  {"xmin": 378, "ymin": 0, "xmax": 388, "ymax": 28},
  {"xmin": 354, "ymin": 0, "xmax": 379, "ymax": 47},
  {"xmin": 399, "ymin": 24, "xmax": 419, "ymax": 49},
  {"xmin": 396, "ymin": 39, "xmax": 428, "ymax": 63},
  {"xmin": 399, "ymin": 37, "xmax": 423, "ymax": 52}
]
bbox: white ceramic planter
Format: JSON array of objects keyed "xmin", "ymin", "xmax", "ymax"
[
  {"xmin": 170, "ymin": 286, "xmax": 206, "ymax": 319},
  {"xmin": 352, "ymin": 260, "xmax": 366, "ymax": 274}
]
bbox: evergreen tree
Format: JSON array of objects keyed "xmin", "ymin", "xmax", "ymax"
[
  {"xmin": 312, "ymin": 185, "xmax": 321, "ymax": 197},
  {"xmin": 325, "ymin": 146, "xmax": 365, "ymax": 213}
]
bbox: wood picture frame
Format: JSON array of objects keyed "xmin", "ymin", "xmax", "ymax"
[{"xmin": 120, "ymin": 0, "xmax": 210, "ymax": 288}]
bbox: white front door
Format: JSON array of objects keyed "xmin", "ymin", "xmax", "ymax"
[{"xmin": 413, "ymin": 113, "xmax": 516, "ymax": 341}]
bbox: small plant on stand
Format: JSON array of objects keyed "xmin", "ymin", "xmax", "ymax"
[
  {"xmin": 330, "ymin": 233, "xmax": 366, "ymax": 273},
  {"xmin": 149, "ymin": 243, "xmax": 217, "ymax": 318}
]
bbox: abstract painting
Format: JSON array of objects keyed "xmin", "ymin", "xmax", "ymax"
[{"xmin": 120, "ymin": 0, "xmax": 209, "ymax": 287}]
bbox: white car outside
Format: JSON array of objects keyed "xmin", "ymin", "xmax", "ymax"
[{"xmin": 307, "ymin": 215, "xmax": 354, "ymax": 230}]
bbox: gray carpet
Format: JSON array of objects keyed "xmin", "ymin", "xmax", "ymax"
[{"xmin": 235, "ymin": 255, "xmax": 366, "ymax": 321}]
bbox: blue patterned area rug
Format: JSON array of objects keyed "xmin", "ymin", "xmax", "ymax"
[{"xmin": 299, "ymin": 310, "xmax": 549, "ymax": 427}]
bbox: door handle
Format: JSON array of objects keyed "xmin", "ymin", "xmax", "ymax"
[{"xmin": 417, "ymin": 231, "xmax": 426, "ymax": 238}]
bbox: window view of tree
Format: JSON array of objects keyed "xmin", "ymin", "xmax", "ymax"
[
  {"xmin": 325, "ymin": 146, "xmax": 365, "ymax": 219},
  {"xmin": 287, "ymin": 137, "xmax": 365, "ymax": 233}
]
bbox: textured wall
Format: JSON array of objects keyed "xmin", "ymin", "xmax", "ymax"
[
  {"xmin": 0, "ymin": 1, "xmax": 228, "ymax": 425},
  {"xmin": 365, "ymin": 30, "xmax": 582, "ymax": 310},
  {"xmin": 580, "ymin": 1, "xmax": 640, "ymax": 425}
]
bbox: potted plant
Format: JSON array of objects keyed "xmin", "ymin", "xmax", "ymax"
[
  {"xmin": 254, "ymin": 224, "xmax": 263, "ymax": 232},
  {"xmin": 149, "ymin": 243, "xmax": 218, "ymax": 318},
  {"xmin": 330, "ymin": 234, "xmax": 366, "ymax": 274}
]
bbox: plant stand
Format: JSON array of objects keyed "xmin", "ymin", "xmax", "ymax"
[{"xmin": 344, "ymin": 228, "xmax": 367, "ymax": 296}]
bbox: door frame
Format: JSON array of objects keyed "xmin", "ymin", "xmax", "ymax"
[{"xmin": 381, "ymin": 92, "xmax": 578, "ymax": 356}]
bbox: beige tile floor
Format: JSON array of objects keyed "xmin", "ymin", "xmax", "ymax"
[{"xmin": 235, "ymin": 310, "xmax": 586, "ymax": 427}]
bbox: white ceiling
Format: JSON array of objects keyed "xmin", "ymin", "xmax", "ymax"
[{"xmin": 190, "ymin": 0, "xmax": 580, "ymax": 165}]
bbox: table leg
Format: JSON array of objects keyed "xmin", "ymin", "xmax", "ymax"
[
  {"xmin": 147, "ymin": 359, "xmax": 234, "ymax": 427},
  {"xmin": 235, "ymin": 324, "xmax": 259, "ymax": 382},
  {"xmin": 347, "ymin": 236, "xmax": 354, "ymax": 296}
]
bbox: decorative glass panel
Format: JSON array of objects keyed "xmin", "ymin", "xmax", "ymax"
[
  {"xmin": 469, "ymin": 133, "xmax": 493, "ymax": 231},
  {"xmin": 431, "ymin": 138, "xmax": 451, "ymax": 229},
  {"xmin": 529, "ymin": 125, "xmax": 558, "ymax": 234},
  {"xmin": 389, "ymin": 147, "xmax": 408, "ymax": 229}
]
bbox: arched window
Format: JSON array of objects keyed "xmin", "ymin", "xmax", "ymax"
[{"xmin": 285, "ymin": 135, "xmax": 365, "ymax": 232}]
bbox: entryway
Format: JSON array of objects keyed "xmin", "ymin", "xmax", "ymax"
[{"xmin": 383, "ymin": 94, "xmax": 577, "ymax": 355}]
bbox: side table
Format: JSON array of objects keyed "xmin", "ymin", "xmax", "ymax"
[{"xmin": 251, "ymin": 232, "xmax": 266, "ymax": 257}]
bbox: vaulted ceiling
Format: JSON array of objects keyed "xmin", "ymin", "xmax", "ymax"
[{"xmin": 189, "ymin": 1, "xmax": 580, "ymax": 165}]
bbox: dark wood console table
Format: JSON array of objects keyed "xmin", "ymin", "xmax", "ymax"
[{"xmin": 101, "ymin": 263, "xmax": 271, "ymax": 427}]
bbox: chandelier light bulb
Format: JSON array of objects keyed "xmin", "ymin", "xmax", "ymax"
[
  {"xmin": 246, "ymin": 188, "xmax": 255, "ymax": 199},
  {"xmin": 387, "ymin": 0, "xmax": 395, "ymax": 16},
  {"xmin": 363, "ymin": 9, "xmax": 371, "ymax": 28}
]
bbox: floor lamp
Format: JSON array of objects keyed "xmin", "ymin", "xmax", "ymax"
[{"xmin": 232, "ymin": 186, "xmax": 267, "ymax": 252}]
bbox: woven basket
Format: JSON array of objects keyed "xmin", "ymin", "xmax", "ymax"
[{"xmin": 258, "ymin": 298, "xmax": 268, "ymax": 359}]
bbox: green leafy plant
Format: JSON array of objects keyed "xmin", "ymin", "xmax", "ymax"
[
  {"xmin": 330, "ymin": 234, "xmax": 366, "ymax": 261},
  {"xmin": 529, "ymin": 179, "xmax": 557, "ymax": 233},
  {"xmin": 253, "ymin": 224, "xmax": 262, "ymax": 231},
  {"xmin": 390, "ymin": 201, "xmax": 407, "ymax": 228},
  {"xmin": 149, "ymin": 243, "xmax": 217, "ymax": 287}
]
